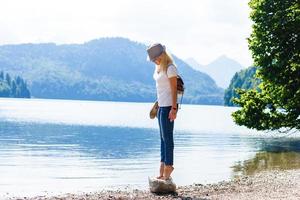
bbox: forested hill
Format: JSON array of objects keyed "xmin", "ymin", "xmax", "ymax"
[
  {"xmin": 0, "ymin": 37, "xmax": 224, "ymax": 104},
  {"xmin": 0, "ymin": 71, "xmax": 30, "ymax": 98},
  {"xmin": 224, "ymin": 66, "xmax": 261, "ymax": 106}
]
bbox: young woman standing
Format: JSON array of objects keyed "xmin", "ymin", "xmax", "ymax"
[{"xmin": 147, "ymin": 43, "xmax": 178, "ymax": 180}]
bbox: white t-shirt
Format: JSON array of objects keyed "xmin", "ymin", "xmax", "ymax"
[{"xmin": 153, "ymin": 64, "xmax": 180, "ymax": 107}]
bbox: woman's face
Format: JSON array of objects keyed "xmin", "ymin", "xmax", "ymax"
[{"xmin": 154, "ymin": 55, "xmax": 162, "ymax": 65}]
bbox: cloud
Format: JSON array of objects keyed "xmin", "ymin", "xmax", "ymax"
[{"xmin": 0, "ymin": 0, "xmax": 253, "ymax": 66}]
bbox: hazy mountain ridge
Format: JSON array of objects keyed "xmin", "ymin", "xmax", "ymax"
[
  {"xmin": 186, "ymin": 56, "xmax": 244, "ymax": 89},
  {"xmin": 0, "ymin": 37, "xmax": 224, "ymax": 104}
]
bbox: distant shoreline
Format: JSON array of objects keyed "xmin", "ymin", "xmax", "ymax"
[
  {"xmin": 0, "ymin": 96, "xmax": 228, "ymax": 107},
  {"xmin": 8, "ymin": 169, "xmax": 300, "ymax": 200}
]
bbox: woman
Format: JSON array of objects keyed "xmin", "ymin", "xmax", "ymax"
[{"xmin": 147, "ymin": 43, "xmax": 178, "ymax": 180}]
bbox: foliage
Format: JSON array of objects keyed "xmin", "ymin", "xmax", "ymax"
[
  {"xmin": 232, "ymin": 0, "xmax": 300, "ymax": 132},
  {"xmin": 224, "ymin": 66, "xmax": 261, "ymax": 106},
  {"xmin": 0, "ymin": 71, "xmax": 30, "ymax": 98}
]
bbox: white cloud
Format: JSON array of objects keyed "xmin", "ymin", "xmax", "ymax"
[{"xmin": 0, "ymin": 0, "xmax": 253, "ymax": 66}]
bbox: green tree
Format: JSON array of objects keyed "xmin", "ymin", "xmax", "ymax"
[
  {"xmin": 5, "ymin": 73, "xmax": 11, "ymax": 86},
  {"xmin": 19, "ymin": 81, "xmax": 30, "ymax": 98},
  {"xmin": 0, "ymin": 82, "xmax": 10, "ymax": 97},
  {"xmin": 11, "ymin": 80, "xmax": 17, "ymax": 97},
  {"xmin": 232, "ymin": 0, "xmax": 300, "ymax": 132},
  {"xmin": 224, "ymin": 66, "xmax": 261, "ymax": 106},
  {"xmin": 0, "ymin": 71, "xmax": 31, "ymax": 98},
  {"xmin": 0, "ymin": 71, "xmax": 4, "ymax": 80}
]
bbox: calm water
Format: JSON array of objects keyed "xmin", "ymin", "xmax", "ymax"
[{"xmin": 0, "ymin": 98, "xmax": 300, "ymax": 198}]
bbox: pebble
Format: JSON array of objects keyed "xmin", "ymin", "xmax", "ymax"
[{"xmin": 6, "ymin": 169, "xmax": 300, "ymax": 200}]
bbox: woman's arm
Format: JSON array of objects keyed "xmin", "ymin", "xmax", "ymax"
[{"xmin": 169, "ymin": 76, "xmax": 177, "ymax": 121}]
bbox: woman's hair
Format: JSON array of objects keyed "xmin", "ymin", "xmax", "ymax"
[{"xmin": 158, "ymin": 51, "xmax": 176, "ymax": 72}]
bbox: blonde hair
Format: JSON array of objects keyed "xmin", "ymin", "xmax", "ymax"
[{"xmin": 157, "ymin": 51, "xmax": 176, "ymax": 73}]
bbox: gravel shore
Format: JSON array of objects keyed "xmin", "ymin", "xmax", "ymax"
[{"xmin": 8, "ymin": 169, "xmax": 300, "ymax": 200}]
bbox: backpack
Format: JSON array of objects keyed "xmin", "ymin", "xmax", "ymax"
[
  {"xmin": 177, "ymin": 75, "xmax": 185, "ymax": 95},
  {"xmin": 168, "ymin": 64, "xmax": 185, "ymax": 108},
  {"xmin": 177, "ymin": 74, "xmax": 185, "ymax": 109}
]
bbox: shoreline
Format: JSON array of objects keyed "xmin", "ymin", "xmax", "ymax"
[{"xmin": 7, "ymin": 169, "xmax": 300, "ymax": 200}]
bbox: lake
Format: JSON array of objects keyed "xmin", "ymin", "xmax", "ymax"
[{"xmin": 0, "ymin": 98, "xmax": 299, "ymax": 198}]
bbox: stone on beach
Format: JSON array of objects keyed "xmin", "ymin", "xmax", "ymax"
[{"xmin": 148, "ymin": 176, "xmax": 176, "ymax": 193}]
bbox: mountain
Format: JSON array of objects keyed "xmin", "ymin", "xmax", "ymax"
[
  {"xmin": 224, "ymin": 66, "xmax": 261, "ymax": 106},
  {"xmin": 185, "ymin": 55, "xmax": 244, "ymax": 89},
  {"xmin": 0, "ymin": 37, "xmax": 224, "ymax": 105},
  {"xmin": 185, "ymin": 58, "xmax": 205, "ymax": 70}
]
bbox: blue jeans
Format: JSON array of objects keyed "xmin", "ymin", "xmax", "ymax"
[{"xmin": 157, "ymin": 106, "xmax": 174, "ymax": 165}]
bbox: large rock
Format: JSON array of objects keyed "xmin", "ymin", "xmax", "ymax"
[{"xmin": 148, "ymin": 177, "xmax": 176, "ymax": 193}]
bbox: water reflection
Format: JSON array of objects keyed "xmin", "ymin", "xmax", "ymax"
[
  {"xmin": 259, "ymin": 138, "xmax": 300, "ymax": 152},
  {"xmin": 0, "ymin": 121, "xmax": 159, "ymax": 159},
  {"xmin": 232, "ymin": 138, "xmax": 300, "ymax": 176}
]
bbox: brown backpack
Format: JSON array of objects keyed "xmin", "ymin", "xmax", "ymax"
[
  {"xmin": 177, "ymin": 74, "xmax": 184, "ymax": 108},
  {"xmin": 177, "ymin": 75, "xmax": 185, "ymax": 95}
]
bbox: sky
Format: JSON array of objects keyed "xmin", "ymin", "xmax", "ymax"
[{"xmin": 0, "ymin": 0, "xmax": 253, "ymax": 67}]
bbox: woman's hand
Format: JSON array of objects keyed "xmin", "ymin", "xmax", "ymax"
[{"xmin": 168, "ymin": 108, "xmax": 177, "ymax": 122}]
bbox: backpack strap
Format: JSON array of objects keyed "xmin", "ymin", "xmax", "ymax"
[{"xmin": 167, "ymin": 64, "xmax": 184, "ymax": 110}]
